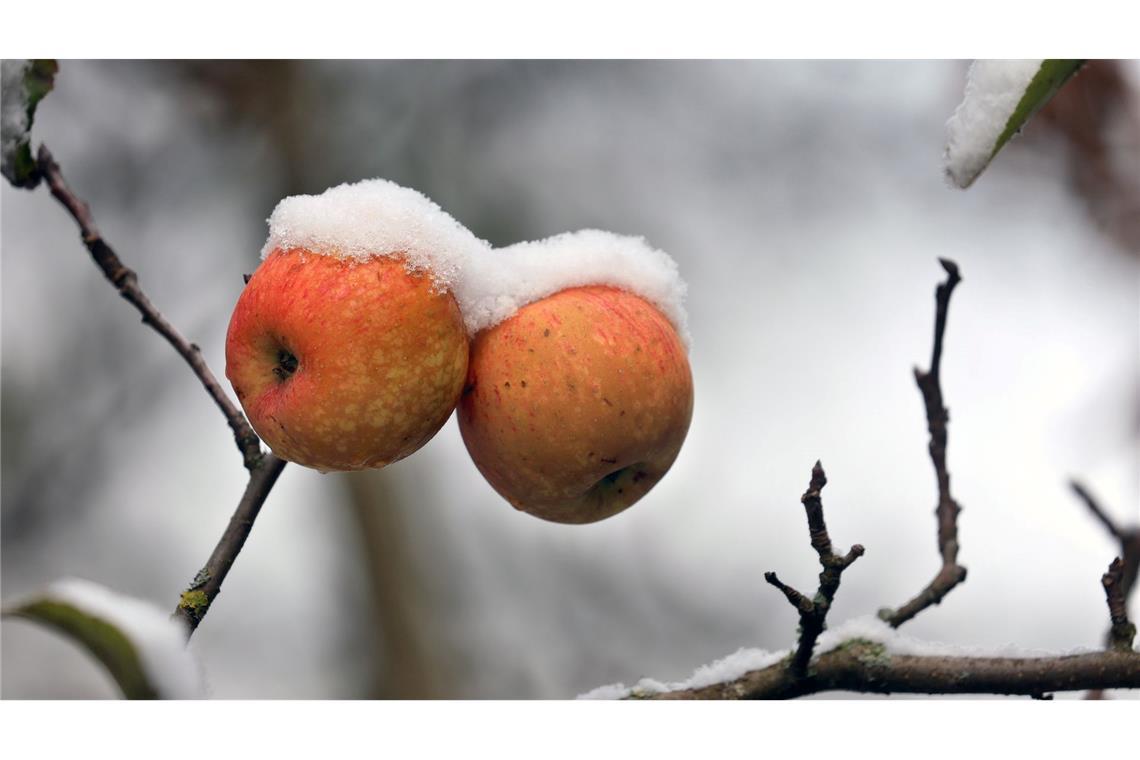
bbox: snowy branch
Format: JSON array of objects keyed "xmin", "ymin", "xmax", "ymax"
[
  {"xmin": 880, "ymin": 258, "xmax": 967, "ymax": 627},
  {"xmin": 764, "ymin": 461, "xmax": 863, "ymax": 676},
  {"xmin": 641, "ymin": 557, "xmax": 1139, "ymax": 699},
  {"xmin": 646, "ymin": 645, "xmax": 1140, "ymax": 700},
  {"xmin": 582, "ymin": 260, "xmax": 1140, "ymax": 701},
  {"xmin": 34, "ymin": 144, "xmax": 284, "ymax": 638},
  {"xmin": 588, "ymin": 553, "xmax": 1140, "ymax": 701}
]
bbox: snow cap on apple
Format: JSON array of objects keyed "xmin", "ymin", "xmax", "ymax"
[
  {"xmin": 226, "ymin": 179, "xmax": 487, "ymax": 472},
  {"xmin": 456, "ymin": 229, "xmax": 690, "ymax": 345}
]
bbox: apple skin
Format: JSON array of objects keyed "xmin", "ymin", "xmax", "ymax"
[
  {"xmin": 225, "ymin": 247, "xmax": 469, "ymax": 472},
  {"xmin": 457, "ymin": 285, "xmax": 693, "ymax": 524}
]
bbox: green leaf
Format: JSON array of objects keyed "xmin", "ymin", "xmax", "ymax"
[
  {"xmin": 1, "ymin": 58, "xmax": 58, "ymax": 189},
  {"xmin": 3, "ymin": 579, "xmax": 201, "ymax": 699},
  {"xmin": 990, "ymin": 59, "xmax": 1084, "ymax": 163},
  {"xmin": 945, "ymin": 59, "xmax": 1085, "ymax": 189},
  {"xmin": 7, "ymin": 599, "xmax": 159, "ymax": 699}
]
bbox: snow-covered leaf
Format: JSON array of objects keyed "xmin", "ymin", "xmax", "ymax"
[
  {"xmin": 1, "ymin": 58, "xmax": 57, "ymax": 188},
  {"xmin": 3, "ymin": 578, "xmax": 204, "ymax": 699},
  {"xmin": 944, "ymin": 59, "xmax": 1084, "ymax": 189}
]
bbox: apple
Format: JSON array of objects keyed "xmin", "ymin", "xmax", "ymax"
[
  {"xmin": 225, "ymin": 247, "xmax": 469, "ymax": 472},
  {"xmin": 457, "ymin": 284, "xmax": 693, "ymax": 524}
]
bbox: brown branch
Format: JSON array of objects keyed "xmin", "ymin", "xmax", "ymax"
[
  {"xmin": 647, "ymin": 646, "xmax": 1140, "ymax": 699},
  {"xmin": 605, "ymin": 260, "xmax": 1140, "ymax": 701},
  {"xmin": 173, "ymin": 453, "xmax": 287, "ymax": 633},
  {"xmin": 632, "ymin": 548, "xmax": 1140, "ymax": 700},
  {"xmin": 35, "ymin": 144, "xmax": 286, "ymax": 638},
  {"xmin": 881, "ymin": 258, "xmax": 967, "ymax": 627},
  {"xmin": 1070, "ymin": 482, "xmax": 1139, "ymax": 701},
  {"xmin": 1071, "ymin": 480, "xmax": 1139, "ymax": 598},
  {"xmin": 1071, "ymin": 481, "xmax": 1127, "ymax": 540},
  {"xmin": 35, "ymin": 145, "xmax": 263, "ymax": 472},
  {"xmin": 1103, "ymin": 558, "xmax": 1137, "ymax": 652},
  {"xmin": 764, "ymin": 462, "xmax": 864, "ymax": 677}
]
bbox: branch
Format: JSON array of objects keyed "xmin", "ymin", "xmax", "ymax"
[
  {"xmin": 881, "ymin": 258, "xmax": 967, "ymax": 627},
  {"xmin": 35, "ymin": 144, "xmax": 286, "ymax": 638},
  {"xmin": 593, "ymin": 260, "xmax": 1140, "ymax": 700},
  {"xmin": 1103, "ymin": 558, "xmax": 1137, "ymax": 652},
  {"xmin": 36, "ymin": 146, "xmax": 263, "ymax": 472},
  {"xmin": 1070, "ymin": 483, "xmax": 1139, "ymax": 702},
  {"xmin": 1071, "ymin": 481, "xmax": 1126, "ymax": 540},
  {"xmin": 173, "ymin": 453, "xmax": 287, "ymax": 633},
  {"xmin": 764, "ymin": 462, "xmax": 864, "ymax": 677},
  {"xmin": 648, "ymin": 646, "xmax": 1140, "ymax": 700},
  {"xmin": 1071, "ymin": 480, "xmax": 1139, "ymax": 598},
  {"xmin": 638, "ymin": 531, "xmax": 1140, "ymax": 700}
]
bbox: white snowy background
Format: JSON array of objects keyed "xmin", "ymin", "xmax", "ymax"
[{"xmin": 2, "ymin": 60, "xmax": 1137, "ymax": 699}]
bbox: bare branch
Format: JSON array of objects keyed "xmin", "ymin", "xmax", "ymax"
[
  {"xmin": 35, "ymin": 143, "xmax": 286, "ymax": 638},
  {"xmin": 1071, "ymin": 480, "xmax": 1139, "ymax": 598},
  {"xmin": 655, "ymin": 557, "xmax": 1140, "ymax": 699},
  {"xmin": 763, "ymin": 572, "xmax": 813, "ymax": 614},
  {"xmin": 173, "ymin": 454, "xmax": 287, "ymax": 633},
  {"xmin": 1071, "ymin": 484, "xmax": 1139, "ymax": 705},
  {"xmin": 881, "ymin": 259, "xmax": 967, "ymax": 627},
  {"xmin": 765, "ymin": 462, "xmax": 864, "ymax": 677},
  {"xmin": 1103, "ymin": 558, "xmax": 1137, "ymax": 652},
  {"xmin": 35, "ymin": 145, "xmax": 263, "ymax": 472},
  {"xmin": 1070, "ymin": 480, "xmax": 1126, "ymax": 540},
  {"xmin": 648, "ymin": 646, "xmax": 1140, "ymax": 699}
]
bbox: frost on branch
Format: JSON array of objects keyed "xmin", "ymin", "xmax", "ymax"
[
  {"xmin": 579, "ymin": 615, "xmax": 1105, "ymax": 699},
  {"xmin": 944, "ymin": 59, "xmax": 1083, "ymax": 188},
  {"xmin": 3, "ymin": 578, "xmax": 205, "ymax": 699}
]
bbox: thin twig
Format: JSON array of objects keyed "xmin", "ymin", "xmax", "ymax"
[
  {"xmin": 1071, "ymin": 481, "xmax": 1139, "ymax": 701},
  {"xmin": 1102, "ymin": 558, "xmax": 1137, "ymax": 652},
  {"xmin": 173, "ymin": 453, "xmax": 287, "ymax": 633},
  {"xmin": 1070, "ymin": 481, "xmax": 1126, "ymax": 540},
  {"xmin": 36, "ymin": 145, "xmax": 263, "ymax": 472},
  {"xmin": 1070, "ymin": 480, "xmax": 1139, "ymax": 597},
  {"xmin": 881, "ymin": 259, "xmax": 967, "ymax": 627},
  {"xmin": 36, "ymin": 144, "xmax": 286, "ymax": 638},
  {"xmin": 764, "ymin": 462, "xmax": 864, "ymax": 677}
]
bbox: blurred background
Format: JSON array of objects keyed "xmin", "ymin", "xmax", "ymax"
[{"xmin": 1, "ymin": 60, "xmax": 1137, "ymax": 699}]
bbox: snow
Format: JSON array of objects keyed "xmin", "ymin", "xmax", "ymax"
[
  {"xmin": 578, "ymin": 614, "xmax": 1103, "ymax": 699},
  {"xmin": 1, "ymin": 60, "xmax": 31, "ymax": 178},
  {"xmin": 814, "ymin": 615, "xmax": 1100, "ymax": 660},
  {"xmin": 261, "ymin": 177, "xmax": 489, "ymax": 289},
  {"xmin": 459, "ymin": 230, "xmax": 689, "ymax": 344},
  {"xmin": 45, "ymin": 578, "xmax": 205, "ymax": 699},
  {"xmin": 944, "ymin": 59, "xmax": 1044, "ymax": 188},
  {"xmin": 260, "ymin": 182, "xmax": 690, "ymax": 345}
]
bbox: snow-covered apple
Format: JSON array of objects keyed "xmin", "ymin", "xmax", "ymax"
[
  {"xmin": 225, "ymin": 179, "xmax": 486, "ymax": 472},
  {"xmin": 457, "ymin": 283, "xmax": 693, "ymax": 524}
]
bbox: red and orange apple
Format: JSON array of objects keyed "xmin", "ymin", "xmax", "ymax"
[
  {"xmin": 457, "ymin": 285, "xmax": 693, "ymax": 524},
  {"xmin": 225, "ymin": 248, "xmax": 469, "ymax": 471}
]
